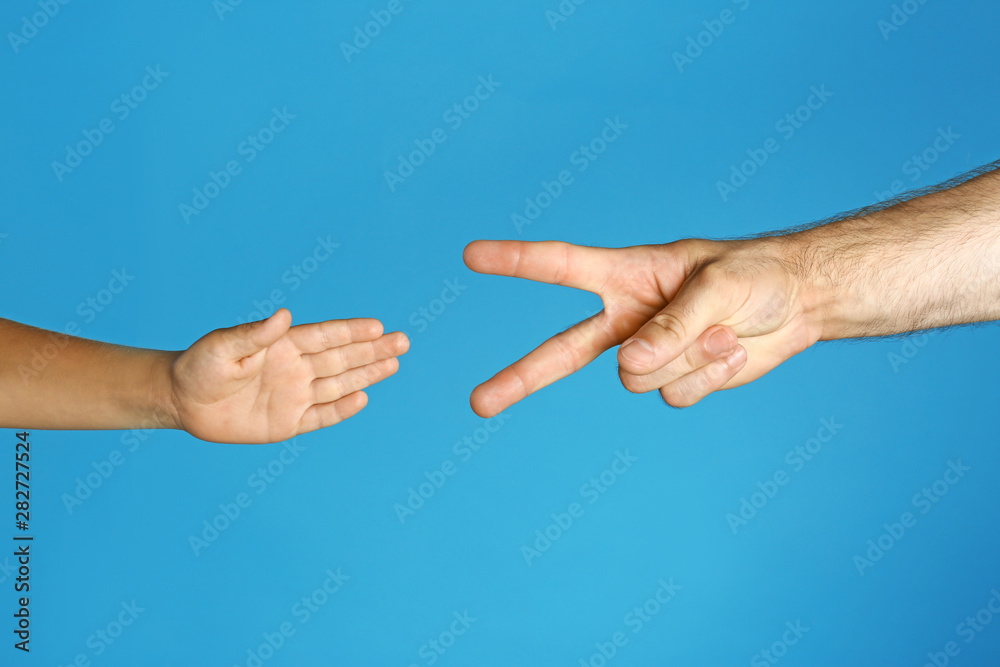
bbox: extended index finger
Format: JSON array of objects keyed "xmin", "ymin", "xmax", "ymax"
[{"xmin": 463, "ymin": 240, "xmax": 612, "ymax": 294}]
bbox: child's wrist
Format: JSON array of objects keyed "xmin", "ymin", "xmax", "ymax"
[{"xmin": 145, "ymin": 350, "xmax": 183, "ymax": 431}]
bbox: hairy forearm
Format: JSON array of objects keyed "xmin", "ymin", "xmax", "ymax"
[
  {"xmin": 0, "ymin": 319, "xmax": 179, "ymax": 431},
  {"xmin": 789, "ymin": 161, "xmax": 1000, "ymax": 340}
]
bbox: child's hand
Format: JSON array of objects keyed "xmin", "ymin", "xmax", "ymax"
[{"xmin": 168, "ymin": 309, "xmax": 408, "ymax": 443}]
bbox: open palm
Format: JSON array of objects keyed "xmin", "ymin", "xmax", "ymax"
[
  {"xmin": 169, "ymin": 309, "xmax": 409, "ymax": 443},
  {"xmin": 463, "ymin": 238, "xmax": 819, "ymax": 417}
]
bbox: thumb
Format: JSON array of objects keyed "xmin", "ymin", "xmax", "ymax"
[
  {"xmin": 226, "ymin": 309, "xmax": 292, "ymax": 361},
  {"xmin": 617, "ymin": 280, "xmax": 731, "ymax": 376}
]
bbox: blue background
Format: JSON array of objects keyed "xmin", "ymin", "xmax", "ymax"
[{"xmin": 2, "ymin": 0, "xmax": 1000, "ymax": 665}]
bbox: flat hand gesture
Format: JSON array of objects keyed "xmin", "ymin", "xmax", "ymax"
[
  {"xmin": 169, "ymin": 309, "xmax": 409, "ymax": 443},
  {"xmin": 463, "ymin": 238, "xmax": 819, "ymax": 417}
]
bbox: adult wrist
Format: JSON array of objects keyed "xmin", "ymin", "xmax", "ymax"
[{"xmin": 772, "ymin": 227, "xmax": 849, "ymax": 343}]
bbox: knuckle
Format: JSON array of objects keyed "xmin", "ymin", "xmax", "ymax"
[
  {"xmin": 683, "ymin": 342, "xmax": 708, "ymax": 368},
  {"xmin": 618, "ymin": 368, "xmax": 645, "ymax": 394},
  {"xmin": 553, "ymin": 243, "xmax": 570, "ymax": 286},
  {"xmin": 552, "ymin": 337, "xmax": 579, "ymax": 375},
  {"xmin": 703, "ymin": 360, "xmax": 725, "ymax": 385},
  {"xmin": 696, "ymin": 261, "xmax": 734, "ymax": 285},
  {"xmin": 652, "ymin": 310, "xmax": 688, "ymax": 344},
  {"xmin": 328, "ymin": 405, "xmax": 343, "ymax": 426},
  {"xmin": 365, "ymin": 341, "xmax": 379, "ymax": 362},
  {"xmin": 659, "ymin": 385, "xmax": 687, "ymax": 409},
  {"xmin": 312, "ymin": 379, "xmax": 325, "ymax": 403}
]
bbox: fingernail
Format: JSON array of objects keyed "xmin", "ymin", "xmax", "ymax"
[
  {"xmin": 621, "ymin": 339, "xmax": 654, "ymax": 366},
  {"xmin": 724, "ymin": 346, "xmax": 745, "ymax": 366},
  {"xmin": 706, "ymin": 329, "xmax": 734, "ymax": 356}
]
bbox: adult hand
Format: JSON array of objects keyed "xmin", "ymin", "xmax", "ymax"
[{"xmin": 463, "ymin": 237, "xmax": 819, "ymax": 417}]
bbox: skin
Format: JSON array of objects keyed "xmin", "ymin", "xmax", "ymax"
[
  {"xmin": 464, "ymin": 161, "xmax": 1000, "ymax": 418},
  {"xmin": 0, "ymin": 309, "xmax": 409, "ymax": 444},
  {"xmin": 3, "ymin": 163, "xmax": 997, "ymax": 433}
]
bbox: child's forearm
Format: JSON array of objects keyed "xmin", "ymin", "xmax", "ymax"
[
  {"xmin": 0, "ymin": 318, "xmax": 179, "ymax": 431},
  {"xmin": 0, "ymin": 311, "xmax": 408, "ymax": 443}
]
